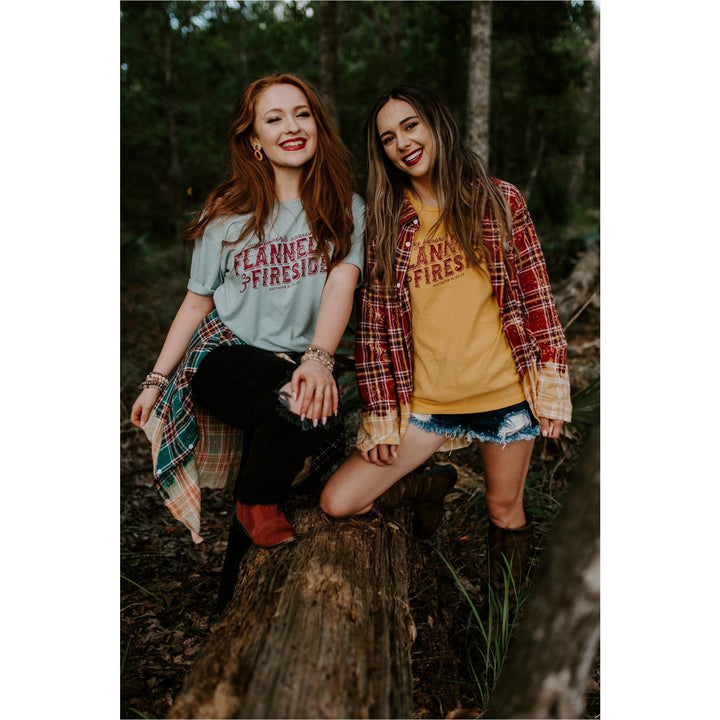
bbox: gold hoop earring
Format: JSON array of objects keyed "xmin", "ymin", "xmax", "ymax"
[{"xmin": 254, "ymin": 146, "xmax": 263, "ymax": 161}]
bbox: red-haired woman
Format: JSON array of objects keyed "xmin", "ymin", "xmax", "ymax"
[{"xmin": 131, "ymin": 74, "xmax": 364, "ymax": 552}]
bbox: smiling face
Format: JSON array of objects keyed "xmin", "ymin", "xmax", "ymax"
[
  {"xmin": 250, "ymin": 83, "xmax": 318, "ymax": 172},
  {"xmin": 376, "ymin": 98, "xmax": 436, "ymax": 187}
]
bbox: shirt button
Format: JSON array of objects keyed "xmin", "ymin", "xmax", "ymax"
[
  {"xmin": 396, "ymin": 283, "xmax": 401, "ymax": 288},
  {"xmin": 405, "ymin": 241, "xmax": 411, "ymax": 248}
]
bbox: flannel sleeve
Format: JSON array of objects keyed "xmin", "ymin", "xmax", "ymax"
[
  {"xmin": 511, "ymin": 189, "xmax": 569, "ymax": 371},
  {"xmin": 354, "ymin": 278, "xmax": 404, "ymax": 450},
  {"xmin": 511, "ymin": 188, "xmax": 572, "ymax": 422}
]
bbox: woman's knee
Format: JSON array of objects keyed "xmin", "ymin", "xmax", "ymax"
[
  {"xmin": 485, "ymin": 490, "xmax": 525, "ymax": 526},
  {"xmin": 319, "ymin": 486, "xmax": 351, "ymax": 518},
  {"xmin": 319, "ymin": 465, "xmax": 372, "ymax": 518}
]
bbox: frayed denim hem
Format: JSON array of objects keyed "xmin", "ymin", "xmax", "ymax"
[
  {"xmin": 463, "ymin": 426, "xmax": 540, "ymax": 446},
  {"xmin": 408, "ymin": 406, "xmax": 540, "ymax": 448}
]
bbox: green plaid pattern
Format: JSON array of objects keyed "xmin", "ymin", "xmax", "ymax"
[{"xmin": 143, "ymin": 309, "xmax": 345, "ymax": 542}]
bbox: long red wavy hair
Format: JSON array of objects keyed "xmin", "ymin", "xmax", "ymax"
[{"xmin": 185, "ymin": 73, "xmax": 356, "ymax": 268}]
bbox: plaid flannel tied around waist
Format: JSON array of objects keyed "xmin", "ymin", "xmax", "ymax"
[{"xmin": 142, "ymin": 309, "xmax": 345, "ymax": 542}]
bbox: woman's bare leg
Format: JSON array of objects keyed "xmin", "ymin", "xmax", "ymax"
[
  {"xmin": 479, "ymin": 439, "xmax": 535, "ymax": 529},
  {"xmin": 320, "ymin": 424, "xmax": 447, "ymax": 517}
]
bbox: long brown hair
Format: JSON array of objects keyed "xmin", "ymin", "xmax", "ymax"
[
  {"xmin": 185, "ymin": 73, "xmax": 356, "ymax": 268},
  {"xmin": 364, "ymin": 84, "xmax": 514, "ymax": 287}
]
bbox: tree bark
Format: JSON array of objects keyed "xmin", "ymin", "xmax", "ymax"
[
  {"xmin": 522, "ymin": 121, "xmax": 545, "ymax": 204},
  {"xmin": 465, "ymin": 1, "xmax": 492, "ymax": 165},
  {"xmin": 567, "ymin": 12, "xmax": 600, "ymax": 207},
  {"xmin": 386, "ymin": 1, "xmax": 402, "ymax": 84},
  {"xmin": 161, "ymin": 5, "xmax": 185, "ymax": 269},
  {"xmin": 168, "ymin": 509, "xmax": 415, "ymax": 719},
  {"xmin": 485, "ymin": 420, "xmax": 600, "ymax": 719}
]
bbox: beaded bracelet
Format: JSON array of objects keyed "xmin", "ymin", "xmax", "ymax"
[
  {"xmin": 306, "ymin": 344, "xmax": 332, "ymax": 359},
  {"xmin": 301, "ymin": 345, "xmax": 334, "ymax": 373},
  {"xmin": 138, "ymin": 371, "xmax": 170, "ymax": 391}
]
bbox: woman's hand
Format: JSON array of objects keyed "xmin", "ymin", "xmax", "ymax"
[
  {"xmin": 297, "ymin": 261, "xmax": 358, "ymax": 426},
  {"xmin": 539, "ymin": 417, "xmax": 564, "ymax": 439},
  {"xmin": 131, "ymin": 386, "xmax": 163, "ymax": 428},
  {"xmin": 361, "ymin": 444, "xmax": 398, "ymax": 467},
  {"xmin": 130, "ymin": 290, "xmax": 214, "ymax": 430},
  {"xmin": 290, "ymin": 359, "xmax": 338, "ymax": 426}
]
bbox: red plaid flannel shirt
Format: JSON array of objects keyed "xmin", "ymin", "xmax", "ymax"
[{"xmin": 355, "ymin": 180, "xmax": 572, "ymax": 452}]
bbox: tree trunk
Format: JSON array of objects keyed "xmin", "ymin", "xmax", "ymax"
[
  {"xmin": 386, "ymin": 1, "xmax": 402, "ymax": 84},
  {"xmin": 465, "ymin": 1, "xmax": 492, "ymax": 165},
  {"xmin": 317, "ymin": 1, "xmax": 339, "ymax": 126},
  {"xmin": 522, "ymin": 120, "xmax": 545, "ymax": 204},
  {"xmin": 567, "ymin": 12, "xmax": 600, "ymax": 207},
  {"xmin": 162, "ymin": 6, "xmax": 185, "ymax": 268},
  {"xmin": 168, "ymin": 509, "xmax": 415, "ymax": 719},
  {"xmin": 485, "ymin": 420, "xmax": 600, "ymax": 719}
]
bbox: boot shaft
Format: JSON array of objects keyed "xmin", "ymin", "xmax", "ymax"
[
  {"xmin": 376, "ymin": 465, "xmax": 458, "ymax": 538},
  {"xmin": 487, "ymin": 516, "xmax": 534, "ymax": 592}
]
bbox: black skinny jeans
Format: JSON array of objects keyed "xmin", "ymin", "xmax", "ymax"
[{"xmin": 191, "ymin": 344, "xmax": 331, "ymax": 506}]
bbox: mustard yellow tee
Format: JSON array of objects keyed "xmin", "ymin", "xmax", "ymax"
[{"xmin": 407, "ymin": 197, "xmax": 525, "ymax": 414}]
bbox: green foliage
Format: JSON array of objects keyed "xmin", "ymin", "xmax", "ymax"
[
  {"xmin": 491, "ymin": 1, "xmax": 600, "ymax": 227},
  {"xmin": 120, "ymin": 573, "xmax": 163, "ymax": 602},
  {"xmin": 121, "ymin": 1, "xmax": 599, "ymax": 274},
  {"xmin": 435, "ymin": 547, "xmax": 530, "ymax": 709},
  {"xmin": 129, "ymin": 709, "xmax": 151, "ymax": 719},
  {"xmin": 568, "ymin": 376, "xmax": 600, "ymax": 429}
]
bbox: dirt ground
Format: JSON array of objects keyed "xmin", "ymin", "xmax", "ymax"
[{"xmin": 120, "ymin": 269, "xmax": 600, "ymax": 719}]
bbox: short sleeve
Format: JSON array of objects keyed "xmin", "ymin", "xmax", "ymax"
[
  {"xmin": 341, "ymin": 193, "xmax": 366, "ymax": 278},
  {"xmin": 187, "ymin": 219, "xmax": 230, "ymax": 296}
]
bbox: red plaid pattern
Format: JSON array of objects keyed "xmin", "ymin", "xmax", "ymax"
[{"xmin": 355, "ymin": 181, "xmax": 571, "ymax": 452}]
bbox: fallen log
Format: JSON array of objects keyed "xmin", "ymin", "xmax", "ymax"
[
  {"xmin": 168, "ymin": 508, "xmax": 415, "ymax": 719},
  {"xmin": 553, "ymin": 242, "xmax": 600, "ymax": 327}
]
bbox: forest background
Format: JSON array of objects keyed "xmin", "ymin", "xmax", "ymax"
[
  {"xmin": 120, "ymin": 0, "xmax": 600, "ymax": 279},
  {"xmin": 3, "ymin": 1, "xmax": 719, "ymax": 719},
  {"xmin": 118, "ymin": 3, "xmax": 601, "ymax": 716},
  {"xmin": 117, "ymin": 1, "xmax": 606, "ymax": 713}
]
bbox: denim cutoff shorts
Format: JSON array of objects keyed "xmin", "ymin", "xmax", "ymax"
[{"xmin": 408, "ymin": 401, "xmax": 540, "ymax": 446}]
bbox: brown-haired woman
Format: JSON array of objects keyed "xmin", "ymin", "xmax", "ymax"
[
  {"xmin": 320, "ymin": 85, "xmax": 571, "ymax": 594},
  {"xmin": 131, "ymin": 74, "xmax": 364, "ymax": 551}
]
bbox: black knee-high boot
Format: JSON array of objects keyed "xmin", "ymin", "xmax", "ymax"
[
  {"xmin": 487, "ymin": 514, "xmax": 534, "ymax": 597},
  {"xmin": 217, "ymin": 428, "xmax": 255, "ymax": 614}
]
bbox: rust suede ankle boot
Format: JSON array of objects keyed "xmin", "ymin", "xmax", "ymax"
[{"xmin": 235, "ymin": 501, "xmax": 296, "ymax": 548}]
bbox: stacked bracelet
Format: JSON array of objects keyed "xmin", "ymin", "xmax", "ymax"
[
  {"xmin": 301, "ymin": 345, "xmax": 334, "ymax": 372},
  {"xmin": 138, "ymin": 371, "xmax": 171, "ymax": 391}
]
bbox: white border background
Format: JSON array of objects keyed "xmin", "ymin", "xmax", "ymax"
[{"xmin": 4, "ymin": 1, "xmax": 718, "ymax": 716}]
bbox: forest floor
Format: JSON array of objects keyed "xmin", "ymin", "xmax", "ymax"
[{"xmin": 120, "ymin": 252, "xmax": 600, "ymax": 720}]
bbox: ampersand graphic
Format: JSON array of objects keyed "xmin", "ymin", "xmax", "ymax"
[{"xmin": 238, "ymin": 273, "xmax": 251, "ymax": 292}]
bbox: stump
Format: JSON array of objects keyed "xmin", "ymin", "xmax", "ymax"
[{"xmin": 168, "ymin": 508, "xmax": 415, "ymax": 719}]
